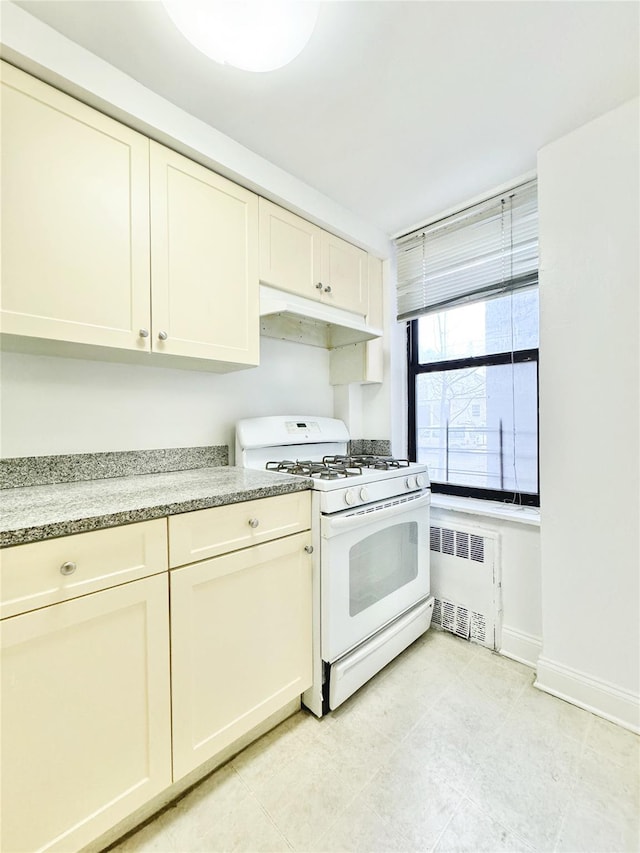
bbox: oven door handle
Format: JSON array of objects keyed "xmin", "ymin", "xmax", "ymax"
[{"xmin": 322, "ymin": 492, "xmax": 430, "ymax": 537}]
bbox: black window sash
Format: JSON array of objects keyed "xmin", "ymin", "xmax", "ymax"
[{"xmin": 407, "ymin": 319, "xmax": 540, "ymax": 506}]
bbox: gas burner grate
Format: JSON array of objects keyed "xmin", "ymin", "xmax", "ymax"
[
  {"xmin": 266, "ymin": 459, "xmax": 362, "ymax": 478},
  {"xmin": 323, "ymin": 454, "xmax": 411, "ymax": 471}
]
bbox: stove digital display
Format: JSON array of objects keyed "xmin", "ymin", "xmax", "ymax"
[{"xmin": 286, "ymin": 421, "xmax": 320, "ymax": 434}]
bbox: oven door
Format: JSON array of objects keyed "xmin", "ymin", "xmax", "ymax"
[{"xmin": 320, "ymin": 492, "xmax": 430, "ymax": 663}]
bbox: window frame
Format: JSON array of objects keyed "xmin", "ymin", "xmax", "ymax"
[{"xmin": 407, "ymin": 317, "xmax": 540, "ymax": 507}]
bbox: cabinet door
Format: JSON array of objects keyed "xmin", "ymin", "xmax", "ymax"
[
  {"xmin": 320, "ymin": 231, "xmax": 368, "ymax": 315},
  {"xmin": 150, "ymin": 142, "xmax": 259, "ymax": 366},
  {"xmin": 0, "ymin": 62, "xmax": 151, "ymax": 351},
  {"xmin": 0, "ymin": 573, "xmax": 172, "ymax": 853},
  {"xmin": 170, "ymin": 532, "xmax": 313, "ymax": 780},
  {"xmin": 258, "ymin": 198, "xmax": 322, "ymax": 301}
]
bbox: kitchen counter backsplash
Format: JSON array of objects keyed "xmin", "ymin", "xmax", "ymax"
[
  {"xmin": 0, "ymin": 445, "xmax": 228, "ymax": 489},
  {"xmin": 349, "ymin": 439, "xmax": 392, "ymax": 457}
]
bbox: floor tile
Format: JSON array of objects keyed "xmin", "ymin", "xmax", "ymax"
[
  {"xmin": 574, "ymin": 746, "xmax": 640, "ymax": 822},
  {"xmin": 465, "ymin": 726, "xmax": 578, "ymax": 850},
  {"xmin": 310, "ymin": 797, "xmax": 410, "ymax": 853},
  {"xmin": 361, "ymin": 749, "xmax": 464, "ymax": 850},
  {"xmin": 556, "ymin": 798, "xmax": 640, "ymax": 853},
  {"xmin": 433, "ymin": 797, "xmax": 535, "ymax": 852},
  {"xmin": 507, "ymin": 681, "xmax": 593, "ymax": 743},
  {"xmin": 399, "ymin": 705, "xmax": 497, "ymax": 795},
  {"xmin": 460, "ymin": 651, "xmax": 532, "ymax": 709},
  {"xmin": 585, "ymin": 714, "xmax": 640, "ymax": 769}
]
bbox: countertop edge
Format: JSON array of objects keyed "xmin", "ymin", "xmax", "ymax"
[{"xmin": 0, "ymin": 479, "xmax": 312, "ymax": 548}]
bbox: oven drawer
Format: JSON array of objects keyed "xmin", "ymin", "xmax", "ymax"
[
  {"xmin": 0, "ymin": 519, "xmax": 168, "ymax": 620},
  {"xmin": 168, "ymin": 491, "xmax": 311, "ymax": 568}
]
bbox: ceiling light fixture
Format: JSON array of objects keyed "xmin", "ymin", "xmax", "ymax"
[{"xmin": 162, "ymin": 0, "xmax": 320, "ymax": 73}]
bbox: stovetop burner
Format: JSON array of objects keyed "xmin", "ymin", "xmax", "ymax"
[
  {"xmin": 323, "ymin": 455, "xmax": 411, "ymax": 471},
  {"xmin": 266, "ymin": 455, "xmax": 411, "ymax": 479},
  {"xmin": 266, "ymin": 459, "xmax": 363, "ymax": 479}
]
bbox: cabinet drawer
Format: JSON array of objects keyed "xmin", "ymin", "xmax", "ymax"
[
  {"xmin": 0, "ymin": 519, "xmax": 168, "ymax": 619},
  {"xmin": 168, "ymin": 491, "xmax": 311, "ymax": 568}
]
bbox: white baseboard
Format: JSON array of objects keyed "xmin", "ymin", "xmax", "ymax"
[
  {"xmin": 499, "ymin": 626, "xmax": 542, "ymax": 669},
  {"xmin": 535, "ymin": 656, "xmax": 640, "ymax": 734}
]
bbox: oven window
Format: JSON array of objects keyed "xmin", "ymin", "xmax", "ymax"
[{"xmin": 349, "ymin": 522, "xmax": 419, "ymax": 616}]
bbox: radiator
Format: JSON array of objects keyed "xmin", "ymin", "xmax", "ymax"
[{"xmin": 429, "ymin": 524, "xmax": 500, "ymax": 649}]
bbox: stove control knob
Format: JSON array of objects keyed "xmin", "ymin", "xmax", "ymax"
[
  {"xmin": 359, "ymin": 487, "xmax": 370, "ymax": 503},
  {"xmin": 415, "ymin": 474, "xmax": 425, "ymax": 488},
  {"xmin": 344, "ymin": 489, "xmax": 356, "ymax": 506},
  {"xmin": 406, "ymin": 476, "xmax": 417, "ymax": 490}
]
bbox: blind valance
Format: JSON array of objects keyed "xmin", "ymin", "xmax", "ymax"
[{"xmin": 395, "ymin": 179, "xmax": 538, "ymax": 321}]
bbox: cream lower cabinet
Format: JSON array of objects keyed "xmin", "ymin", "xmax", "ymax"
[
  {"xmin": 170, "ymin": 529, "xmax": 313, "ymax": 781},
  {"xmin": 0, "ymin": 572, "xmax": 172, "ymax": 853}
]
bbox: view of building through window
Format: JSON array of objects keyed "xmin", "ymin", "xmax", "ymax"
[{"xmin": 413, "ymin": 289, "xmax": 539, "ymax": 499}]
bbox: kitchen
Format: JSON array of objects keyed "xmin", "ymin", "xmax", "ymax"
[{"xmin": 0, "ymin": 2, "xmax": 638, "ymax": 852}]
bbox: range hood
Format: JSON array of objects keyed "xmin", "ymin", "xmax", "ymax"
[{"xmin": 259, "ymin": 285, "xmax": 382, "ymax": 349}]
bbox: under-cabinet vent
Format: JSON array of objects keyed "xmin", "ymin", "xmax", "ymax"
[{"xmin": 429, "ymin": 525, "xmax": 498, "ymax": 649}]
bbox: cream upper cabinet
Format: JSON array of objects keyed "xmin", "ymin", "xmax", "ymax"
[
  {"xmin": 320, "ymin": 230, "xmax": 368, "ymax": 315},
  {"xmin": 259, "ymin": 197, "xmax": 369, "ymax": 315},
  {"xmin": 150, "ymin": 142, "xmax": 259, "ymax": 366},
  {"xmin": 259, "ymin": 197, "xmax": 320, "ymax": 301},
  {"xmin": 330, "ymin": 254, "xmax": 384, "ymax": 384},
  {"xmin": 1, "ymin": 572, "xmax": 172, "ymax": 853},
  {"xmin": 0, "ymin": 62, "xmax": 151, "ymax": 352}
]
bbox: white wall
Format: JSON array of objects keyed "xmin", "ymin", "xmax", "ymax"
[
  {"xmin": 431, "ymin": 507, "xmax": 542, "ymax": 667},
  {"xmin": 537, "ymin": 98, "xmax": 640, "ymax": 731},
  {"xmin": 0, "ymin": 338, "xmax": 333, "ymax": 461}
]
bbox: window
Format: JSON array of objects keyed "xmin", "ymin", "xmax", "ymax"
[{"xmin": 396, "ymin": 180, "xmax": 539, "ymax": 506}]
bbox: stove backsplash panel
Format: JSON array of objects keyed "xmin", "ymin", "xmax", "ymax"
[{"xmin": 348, "ymin": 439, "xmax": 392, "ymax": 457}]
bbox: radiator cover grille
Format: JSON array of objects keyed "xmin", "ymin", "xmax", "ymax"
[{"xmin": 429, "ymin": 525, "xmax": 497, "ymax": 649}]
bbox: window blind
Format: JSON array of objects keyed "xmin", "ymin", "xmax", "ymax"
[{"xmin": 395, "ymin": 179, "xmax": 538, "ymax": 321}]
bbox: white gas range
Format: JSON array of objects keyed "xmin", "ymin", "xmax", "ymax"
[{"xmin": 235, "ymin": 416, "xmax": 434, "ymax": 716}]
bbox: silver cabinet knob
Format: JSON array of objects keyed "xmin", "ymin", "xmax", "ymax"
[
  {"xmin": 60, "ymin": 561, "xmax": 77, "ymax": 576},
  {"xmin": 315, "ymin": 282, "xmax": 323, "ymax": 290},
  {"xmin": 139, "ymin": 328, "xmax": 149, "ymax": 338},
  {"xmin": 324, "ymin": 285, "xmax": 332, "ymax": 293},
  {"xmin": 248, "ymin": 518, "xmax": 259, "ymax": 528},
  {"xmin": 304, "ymin": 545, "xmax": 314, "ymax": 554},
  {"xmin": 158, "ymin": 330, "xmax": 168, "ymax": 341}
]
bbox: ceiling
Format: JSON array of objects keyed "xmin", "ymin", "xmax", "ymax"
[{"xmin": 11, "ymin": 1, "xmax": 640, "ymax": 237}]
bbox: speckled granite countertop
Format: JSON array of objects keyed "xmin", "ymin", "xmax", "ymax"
[{"xmin": 0, "ymin": 467, "xmax": 311, "ymax": 548}]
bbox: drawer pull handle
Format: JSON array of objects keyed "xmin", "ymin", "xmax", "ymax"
[
  {"xmin": 315, "ymin": 282, "xmax": 323, "ymax": 290},
  {"xmin": 139, "ymin": 328, "xmax": 149, "ymax": 338},
  {"xmin": 158, "ymin": 330, "xmax": 168, "ymax": 341},
  {"xmin": 60, "ymin": 561, "xmax": 77, "ymax": 576},
  {"xmin": 248, "ymin": 518, "xmax": 259, "ymax": 528},
  {"xmin": 324, "ymin": 285, "xmax": 332, "ymax": 293},
  {"xmin": 304, "ymin": 545, "xmax": 314, "ymax": 554}
]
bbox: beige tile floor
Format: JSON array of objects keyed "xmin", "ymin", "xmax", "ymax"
[{"xmin": 109, "ymin": 629, "xmax": 640, "ymax": 853}]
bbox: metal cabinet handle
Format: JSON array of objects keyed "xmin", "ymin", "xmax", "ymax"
[
  {"xmin": 158, "ymin": 330, "xmax": 168, "ymax": 341},
  {"xmin": 324, "ymin": 285, "xmax": 332, "ymax": 293},
  {"xmin": 315, "ymin": 282, "xmax": 324, "ymax": 290},
  {"xmin": 304, "ymin": 545, "xmax": 314, "ymax": 554},
  {"xmin": 139, "ymin": 328, "xmax": 149, "ymax": 338},
  {"xmin": 248, "ymin": 518, "xmax": 259, "ymax": 528},
  {"xmin": 60, "ymin": 561, "xmax": 77, "ymax": 576}
]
